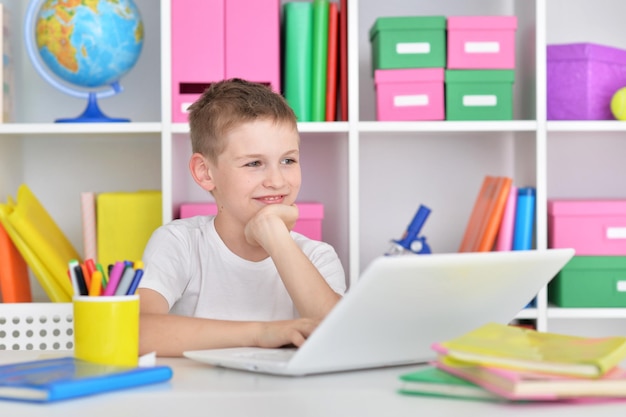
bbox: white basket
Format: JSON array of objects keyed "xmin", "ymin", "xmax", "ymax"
[{"xmin": 0, "ymin": 303, "xmax": 74, "ymax": 351}]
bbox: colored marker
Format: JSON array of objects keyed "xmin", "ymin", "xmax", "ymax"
[
  {"xmin": 96, "ymin": 263, "xmax": 108, "ymax": 287},
  {"xmin": 85, "ymin": 258, "xmax": 97, "ymax": 279},
  {"xmin": 126, "ymin": 268, "xmax": 144, "ymax": 295},
  {"xmin": 79, "ymin": 262, "xmax": 91, "ymax": 289},
  {"xmin": 68, "ymin": 260, "xmax": 81, "ymax": 296},
  {"xmin": 89, "ymin": 270, "xmax": 103, "ymax": 296},
  {"xmin": 114, "ymin": 265, "xmax": 136, "ymax": 296},
  {"xmin": 102, "ymin": 261, "xmax": 125, "ymax": 296},
  {"xmin": 72, "ymin": 263, "xmax": 88, "ymax": 296}
]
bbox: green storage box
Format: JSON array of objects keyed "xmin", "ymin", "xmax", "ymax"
[
  {"xmin": 445, "ymin": 70, "xmax": 515, "ymax": 120},
  {"xmin": 369, "ymin": 16, "xmax": 446, "ymax": 74},
  {"xmin": 548, "ymin": 256, "xmax": 626, "ymax": 307}
]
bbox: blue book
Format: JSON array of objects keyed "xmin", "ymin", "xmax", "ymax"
[
  {"xmin": 0, "ymin": 357, "xmax": 172, "ymax": 403},
  {"xmin": 512, "ymin": 187, "xmax": 536, "ymax": 251}
]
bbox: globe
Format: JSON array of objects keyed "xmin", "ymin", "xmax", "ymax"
[{"xmin": 24, "ymin": 0, "xmax": 144, "ymax": 122}]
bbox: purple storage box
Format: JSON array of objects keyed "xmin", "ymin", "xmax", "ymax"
[{"xmin": 547, "ymin": 43, "xmax": 626, "ymax": 120}]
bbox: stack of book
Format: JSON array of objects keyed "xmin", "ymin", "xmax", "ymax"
[
  {"xmin": 282, "ymin": 0, "xmax": 348, "ymax": 122},
  {"xmin": 399, "ymin": 322, "xmax": 626, "ymax": 402},
  {"xmin": 459, "ymin": 175, "xmax": 536, "ymax": 253}
]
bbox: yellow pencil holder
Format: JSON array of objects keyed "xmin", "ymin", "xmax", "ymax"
[{"xmin": 73, "ymin": 295, "xmax": 140, "ymax": 367}]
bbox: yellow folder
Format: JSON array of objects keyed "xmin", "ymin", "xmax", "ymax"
[
  {"xmin": 96, "ymin": 190, "xmax": 162, "ymax": 268},
  {"xmin": 0, "ymin": 185, "xmax": 77, "ymax": 302}
]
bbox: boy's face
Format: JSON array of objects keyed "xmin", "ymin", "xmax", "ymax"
[{"xmin": 208, "ymin": 118, "xmax": 301, "ymax": 225}]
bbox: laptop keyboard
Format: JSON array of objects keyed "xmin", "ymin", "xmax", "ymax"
[{"xmin": 233, "ymin": 348, "xmax": 297, "ymax": 362}]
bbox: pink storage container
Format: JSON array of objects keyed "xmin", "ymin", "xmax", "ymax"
[
  {"xmin": 225, "ymin": 0, "xmax": 281, "ymax": 92},
  {"xmin": 548, "ymin": 199, "xmax": 626, "ymax": 255},
  {"xmin": 170, "ymin": 0, "xmax": 281, "ymax": 123},
  {"xmin": 374, "ymin": 68, "xmax": 445, "ymax": 121},
  {"xmin": 179, "ymin": 202, "xmax": 324, "ymax": 241},
  {"xmin": 447, "ymin": 16, "xmax": 517, "ymax": 69},
  {"xmin": 171, "ymin": 0, "xmax": 224, "ymax": 123}
]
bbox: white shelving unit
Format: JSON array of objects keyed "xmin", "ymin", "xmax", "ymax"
[{"xmin": 1, "ymin": 0, "xmax": 625, "ymax": 336}]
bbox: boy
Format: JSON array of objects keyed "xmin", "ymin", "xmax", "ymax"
[{"xmin": 138, "ymin": 79, "xmax": 346, "ymax": 357}]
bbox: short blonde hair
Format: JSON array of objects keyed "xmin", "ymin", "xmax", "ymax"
[{"xmin": 187, "ymin": 78, "xmax": 298, "ymax": 163}]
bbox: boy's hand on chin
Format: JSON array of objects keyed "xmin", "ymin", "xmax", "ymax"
[{"xmin": 245, "ymin": 204, "xmax": 299, "ymax": 247}]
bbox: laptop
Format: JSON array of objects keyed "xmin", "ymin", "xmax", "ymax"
[{"xmin": 183, "ymin": 248, "xmax": 575, "ymax": 376}]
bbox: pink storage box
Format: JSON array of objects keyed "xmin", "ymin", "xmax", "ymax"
[
  {"xmin": 547, "ymin": 43, "xmax": 626, "ymax": 120},
  {"xmin": 447, "ymin": 16, "xmax": 517, "ymax": 69},
  {"xmin": 225, "ymin": 0, "xmax": 281, "ymax": 93},
  {"xmin": 179, "ymin": 202, "xmax": 324, "ymax": 241},
  {"xmin": 374, "ymin": 68, "xmax": 445, "ymax": 121},
  {"xmin": 548, "ymin": 199, "xmax": 626, "ymax": 255},
  {"xmin": 171, "ymin": 0, "xmax": 224, "ymax": 123},
  {"xmin": 170, "ymin": 0, "xmax": 281, "ymax": 123}
]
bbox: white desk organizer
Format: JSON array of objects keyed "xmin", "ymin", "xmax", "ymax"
[{"xmin": 0, "ymin": 303, "xmax": 73, "ymax": 351}]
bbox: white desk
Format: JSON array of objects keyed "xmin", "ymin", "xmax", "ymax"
[{"xmin": 1, "ymin": 351, "xmax": 625, "ymax": 416}]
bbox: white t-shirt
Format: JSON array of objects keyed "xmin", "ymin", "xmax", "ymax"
[{"xmin": 139, "ymin": 216, "xmax": 346, "ymax": 320}]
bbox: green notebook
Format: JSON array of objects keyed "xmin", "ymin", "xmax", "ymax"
[
  {"xmin": 311, "ymin": 0, "xmax": 329, "ymax": 121},
  {"xmin": 398, "ymin": 367, "xmax": 505, "ymax": 401},
  {"xmin": 283, "ymin": 2, "xmax": 313, "ymax": 122}
]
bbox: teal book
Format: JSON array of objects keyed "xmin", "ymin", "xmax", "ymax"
[
  {"xmin": 398, "ymin": 366, "xmax": 506, "ymax": 401},
  {"xmin": 283, "ymin": 2, "xmax": 313, "ymax": 122},
  {"xmin": 311, "ymin": 0, "xmax": 329, "ymax": 121},
  {"xmin": 0, "ymin": 357, "xmax": 172, "ymax": 403}
]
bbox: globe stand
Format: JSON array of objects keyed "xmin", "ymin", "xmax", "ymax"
[{"xmin": 56, "ymin": 92, "xmax": 129, "ymax": 123}]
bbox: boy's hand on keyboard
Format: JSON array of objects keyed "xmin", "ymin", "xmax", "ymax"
[{"xmin": 254, "ymin": 318, "xmax": 319, "ymax": 348}]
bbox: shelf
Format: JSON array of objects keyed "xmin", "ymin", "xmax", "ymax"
[
  {"xmin": 547, "ymin": 121, "xmax": 626, "ymax": 132},
  {"xmin": 0, "ymin": 0, "xmax": 622, "ymax": 337},
  {"xmin": 358, "ymin": 121, "xmax": 538, "ymax": 133},
  {"xmin": 0, "ymin": 123, "xmax": 162, "ymax": 136},
  {"xmin": 171, "ymin": 121, "xmax": 350, "ymax": 135},
  {"xmin": 547, "ymin": 307, "xmax": 626, "ymax": 319}
]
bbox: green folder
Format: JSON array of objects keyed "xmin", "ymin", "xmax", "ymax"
[
  {"xmin": 398, "ymin": 367, "xmax": 505, "ymax": 402},
  {"xmin": 311, "ymin": 0, "xmax": 329, "ymax": 121},
  {"xmin": 283, "ymin": 2, "xmax": 313, "ymax": 122}
]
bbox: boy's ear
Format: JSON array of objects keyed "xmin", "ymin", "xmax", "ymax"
[{"xmin": 189, "ymin": 153, "xmax": 216, "ymax": 192}]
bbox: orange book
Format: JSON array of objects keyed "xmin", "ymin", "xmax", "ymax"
[
  {"xmin": 477, "ymin": 177, "xmax": 512, "ymax": 251},
  {"xmin": 325, "ymin": 2, "xmax": 339, "ymax": 121},
  {"xmin": 459, "ymin": 176, "xmax": 513, "ymax": 252},
  {"xmin": 0, "ymin": 221, "xmax": 32, "ymax": 302}
]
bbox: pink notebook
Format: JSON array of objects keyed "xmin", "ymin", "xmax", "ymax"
[
  {"xmin": 435, "ymin": 359, "xmax": 626, "ymax": 401},
  {"xmin": 495, "ymin": 185, "xmax": 517, "ymax": 251}
]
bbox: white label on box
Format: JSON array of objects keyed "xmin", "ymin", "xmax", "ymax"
[
  {"xmin": 606, "ymin": 227, "xmax": 626, "ymax": 239},
  {"xmin": 463, "ymin": 95, "xmax": 498, "ymax": 107},
  {"xmin": 396, "ymin": 42, "xmax": 430, "ymax": 54},
  {"xmin": 465, "ymin": 42, "xmax": 500, "ymax": 54},
  {"xmin": 617, "ymin": 281, "xmax": 626, "ymax": 292},
  {"xmin": 181, "ymin": 102, "xmax": 193, "ymax": 113},
  {"xmin": 394, "ymin": 95, "xmax": 429, "ymax": 107}
]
